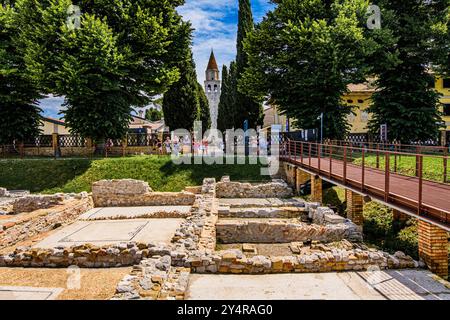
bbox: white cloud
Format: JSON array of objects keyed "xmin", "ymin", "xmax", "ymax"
[
  {"xmin": 38, "ymin": 95, "xmax": 65, "ymax": 118},
  {"xmin": 179, "ymin": 0, "xmax": 275, "ymax": 85},
  {"xmin": 39, "ymin": 1, "xmax": 275, "ymax": 116}
]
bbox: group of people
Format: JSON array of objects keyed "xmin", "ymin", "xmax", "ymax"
[
  {"xmin": 156, "ymin": 136, "xmax": 218, "ymax": 156},
  {"xmin": 157, "ymin": 135, "xmax": 271, "ymax": 156}
]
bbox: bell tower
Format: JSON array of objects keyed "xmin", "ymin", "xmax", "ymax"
[{"xmin": 204, "ymin": 50, "xmax": 221, "ymax": 130}]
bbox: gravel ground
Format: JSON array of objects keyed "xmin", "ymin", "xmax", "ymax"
[{"xmin": 0, "ymin": 267, "xmax": 131, "ymax": 300}]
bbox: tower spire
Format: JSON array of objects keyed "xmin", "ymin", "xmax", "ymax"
[{"xmin": 206, "ymin": 49, "xmax": 219, "ymax": 71}]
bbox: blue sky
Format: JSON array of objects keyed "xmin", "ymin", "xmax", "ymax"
[{"xmin": 39, "ymin": 0, "xmax": 275, "ymax": 118}]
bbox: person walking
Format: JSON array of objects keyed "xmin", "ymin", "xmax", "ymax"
[{"xmin": 164, "ymin": 137, "xmax": 171, "ymax": 154}]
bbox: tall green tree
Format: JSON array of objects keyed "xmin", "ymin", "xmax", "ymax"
[
  {"xmin": 240, "ymin": 0, "xmax": 372, "ymax": 139},
  {"xmin": 145, "ymin": 108, "xmax": 163, "ymax": 121},
  {"xmin": 59, "ymin": 15, "xmax": 131, "ymax": 142},
  {"xmin": 197, "ymin": 82, "xmax": 211, "ymax": 132},
  {"xmin": 234, "ymin": 0, "xmax": 263, "ymax": 129},
  {"xmin": 218, "ymin": 64, "xmax": 230, "ymax": 131},
  {"xmin": 14, "ymin": 0, "xmax": 190, "ymax": 142},
  {"xmin": 368, "ymin": 0, "xmax": 450, "ymax": 143},
  {"xmin": 0, "ymin": 2, "xmax": 42, "ymax": 145},
  {"xmin": 162, "ymin": 50, "xmax": 199, "ymax": 131}
]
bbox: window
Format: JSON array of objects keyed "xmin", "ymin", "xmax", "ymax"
[
  {"xmin": 361, "ymin": 111, "xmax": 369, "ymax": 122},
  {"xmin": 347, "ymin": 99, "xmax": 354, "ymax": 104},
  {"xmin": 358, "ymin": 99, "xmax": 364, "ymax": 104},
  {"xmin": 214, "ymin": 84, "xmax": 218, "ymax": 92},
  {"xmin": 444, "ymin": 104, "xmax": 450, "ymax": 116},
  {"xmin": 443, "ymin": 78, "xmax": 450, "ymax": 89},
  {"xmin": 207, "ymin": 85, "xmax": 211, "ymax": 92},
  {"xmin": 347, "ymin": 113, "xmax": 356, "ymax": 123}
]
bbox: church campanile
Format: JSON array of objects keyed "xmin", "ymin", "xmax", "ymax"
[{"xmin": 204, "ymin": 50, "xmax": 221, "ymax": 130}]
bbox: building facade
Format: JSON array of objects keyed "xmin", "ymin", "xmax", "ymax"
[
  {"xmin": 204, "ymin": 50, "xmax": 221, "ymax": 130},
  {"xmin": 263, "ymin": 76, "xmax": 450, "ymax": 145},
  {"xmin": 40, "ymin": 117, "xmax": 70, "ymax": 135}
]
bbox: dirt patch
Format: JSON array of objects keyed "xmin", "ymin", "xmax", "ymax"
[{"xmin": 0, "ymin": 267, "xmax": 130, "ymax": 300}]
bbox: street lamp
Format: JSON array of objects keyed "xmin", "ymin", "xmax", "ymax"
[{"xmin": 317, "ymin": 113, "xmax": 324, "ymax": 144}]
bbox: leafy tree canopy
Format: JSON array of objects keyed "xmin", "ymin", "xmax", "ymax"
[
  {"xmin": 240, "ymin": 0, "xmax": 374, "ymax": 139},
  {"xmin": 0, "ymin": 2, "xmax": 42, "ymax": 144}
]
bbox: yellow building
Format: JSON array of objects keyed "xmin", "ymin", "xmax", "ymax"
[
  {"xmin": 436, "ymin": 77, "xmax": 450, "ymax": 145},
  {"xmin": 263, "ymin": 76, "xmax": 450, "ymax": 145},
  {"xmin": 40, "ymin": 117, "xmax": 70, "ymax": 135},
  {"xmin": 343, "ymin": 82, "xmax": 376, "ymax": 134}
]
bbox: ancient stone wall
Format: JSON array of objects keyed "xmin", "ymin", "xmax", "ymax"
[
  {"xmin": 92, "ymin": 179, "xmax": 195, "ymax": 207},
  {"xmin": 0, "ymin": 195, "xmax": 93, "ymax": 250},
  {"xmin": 113, "ymin": 256, "xmax": 190, "ymax": 300},
  {"xmin": 0, "ymin": 188, "xmax": 7, "ymax": 197},
  {"xmin": 184, "ymin": 247, "xmax": 417, "ymax": 274},
  {"xmin": 216, "ymin": 219, "xmax": 362, "ymax": 244},
  {"xmin": 216, "ymin": 178, "xmax": 293, "ymax": 198},
  {"xmin": 11, "ymin": 194, "xmax": 67, "ymax": 213}
]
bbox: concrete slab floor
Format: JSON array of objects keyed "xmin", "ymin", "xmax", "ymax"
[
  {"xmin": 33, "ymin": 218, "xmax": 183, "ymax": 248},
  {"xmin": 186, "ymin": 270, "xmax": 450, "ymax": 300},
  {"xmin": 78, "ymin": 206, "xmax": 192, "ymax": 220},
  {"xmin": 0, "ymin": 286, "xmax": 63, "ymax": 300},
  {"xmin": 0, "ymin": 267, "xmax": 131, "ymax": 300}
]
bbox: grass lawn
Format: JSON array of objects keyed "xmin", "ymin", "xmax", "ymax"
[
  {"xmin": 352, "ymin": 153, "xmax": 449, "ymax": 184},
  {"xmin": 0, "ymin": 156, "xmax": 270, "ymax": 193}
]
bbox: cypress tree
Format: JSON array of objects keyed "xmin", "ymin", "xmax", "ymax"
[
  {"xmin": 234, "ymin": 0, "xmax": 263, "ymax": 129},
  {"xmin": 368, "ymin": 0, "xmax": 449, "ymax": 143},
  {"xmin": 163, "ymin": 50, "xmax": 199, "ymax": 131},
  {"xmin": 197, "ymin": 82, "xmax": 211, "ymax": 133},
  {"xmin": 0, "ymin": 2, "xmax": 42, "ymax": 145},
  {"xmin": 217, "ymin": 64, "xmax": 229, "ymax": 131},
  {"xmin": 228, "ymin": 61, "xmax": 238, "ymax": 129}
]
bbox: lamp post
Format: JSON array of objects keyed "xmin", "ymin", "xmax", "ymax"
[{"xmin": 317, "ymin": 113, "xmax": 324, "ymax": 144}]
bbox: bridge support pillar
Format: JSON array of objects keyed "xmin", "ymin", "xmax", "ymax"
[
  {"xmin": 286, "ymin": 164, "xmax": 297, "ymax": 189},
  {"xmin": 346, "ymin": 190, "xmax": 364, "ymax": 228},
  {"xmin": 296, "ymin": 169, "xmax": 310, "ymax": 194},
  {"xmin": 418, "ymin": 220, "xmax": 448, "ymax": 279},
  {"xmin": 310, "ymin": 175, "xmax": 322, "ymax": 203}
]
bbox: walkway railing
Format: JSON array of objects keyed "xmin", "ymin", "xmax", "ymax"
[
  {"xmin": 281, "ymin": 139, "xmax": 450, "ymax": 229},
  {"xmin": 326, "ymin": 140, "xmax": 448, "ymax": 155}
]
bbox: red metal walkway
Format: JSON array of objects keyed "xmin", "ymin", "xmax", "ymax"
[{"xmin": 281, "ymin": 141, "xmax": 450, "ymax": 231}]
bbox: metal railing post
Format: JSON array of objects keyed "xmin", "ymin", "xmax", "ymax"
[
  {"xmin": 343, "ymin": 146, "xmax": 347, "ymax": 185},
  {"xmin": 415, "ymin": 146, "xmax": 420, "ymax": 177},
  {"xmin": 376, "ymin": 145, "xmax": 380, "ymax": 169},
  {"xmin": 309, "ymin": 143, "xmax": 312, "ymax": 167},
  {"xmin": 444, "ymin": 148, "xmax": 448, "ymax": 183},
  {"xmin": 385, "ymin": 152, "xmax": 390, "ymax": 202},
  {"xmin": 361, "ymin": 147, "xmax": 365, "ymax": 192},
  {"xmin": 300, "ymin": 142, "xmax": 304, "ymax": 164},
  {"xmin": 418, "ymin": 155, "xmax": 423, "ymax": 216},
  {"xmin": 329, "ymin": 145, "xmax": 332, "ymax": 178},
  {"xmin": 318, "ymin": 143, "xmax": 321, "ymax": 173},
  {"xmin": 294, "ymin": 140, "xmax": 297, "ymax": 161}
]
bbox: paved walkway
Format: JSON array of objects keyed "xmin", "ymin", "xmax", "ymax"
[
  {"xmin": 186, "ymin": 270, "xmax": 450, "ymax": 300},
  {"xmin": 286, "ymin": 156, "xmax": 450, "ymax": 227}
]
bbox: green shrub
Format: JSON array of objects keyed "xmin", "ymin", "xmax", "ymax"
[{"xmin": 363, "ymin": 201, "xmax": 419, "ymax": 260}]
